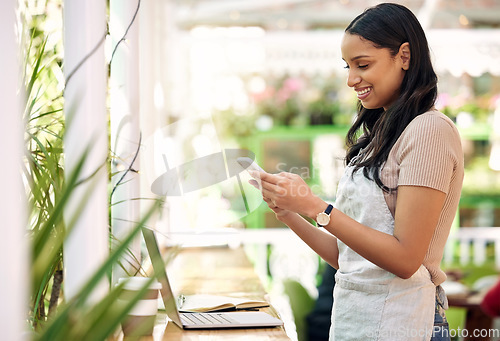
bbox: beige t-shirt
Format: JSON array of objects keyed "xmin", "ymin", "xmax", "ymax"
[{"xmin": 380, "ymin": 109, "xmax": 464, "ymax": 285}]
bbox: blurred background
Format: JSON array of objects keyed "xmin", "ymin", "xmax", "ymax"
[
  {"xmin": 133, "ymin": 0, "xmax": 500, "ymax": 231},
  {"xmin": 17, "ymin": 0, "xmax": 500, "ymax": 340}
]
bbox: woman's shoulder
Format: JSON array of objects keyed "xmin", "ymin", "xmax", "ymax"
[
  {"xmin": 392, "ymin": 108, "xmax": 462, "ymax": 160},
  {"xmin": 409, "ymin": 109, "xmax": 458, "ymax": 132},
  {"xmin": 390, "ymin": 108, "xmax": 464, "ymax": 181},
  {"xmin": 404, "ymin": 109, "xmax": 460, "ymax": 140}
]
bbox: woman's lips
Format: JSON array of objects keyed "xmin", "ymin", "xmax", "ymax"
[{"xmin": 356, "ymin": 87, "xmax": 372, "ymax": 100}]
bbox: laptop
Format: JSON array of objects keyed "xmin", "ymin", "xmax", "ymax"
[{"xmin": 142, "ymin": 228, "xmax": 284, "ymax": 329}]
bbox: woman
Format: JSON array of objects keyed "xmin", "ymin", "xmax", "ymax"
[{"xmin": 253, "ymin": 3, "xmax": 464, "ymax": 340}]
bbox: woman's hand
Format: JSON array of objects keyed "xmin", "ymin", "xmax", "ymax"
[
  {"xmin": 251, "ymin": 171, "xmax": 323, "ymax": 219},
  {"xmin": 263, "ymin": 196, "xmax": 293, "ymax": 220},
  {"xmin": 249, "ymin": 176, "xmax": 293, "ymax": 221}
]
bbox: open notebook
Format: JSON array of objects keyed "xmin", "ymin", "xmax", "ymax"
[
  {"xmin": 178, "ymin": 294, "xmax": 270, "ymax": 313},
  {"xmin": 142, "ymin": 228, "xmax": 284, "ymax": 329}
]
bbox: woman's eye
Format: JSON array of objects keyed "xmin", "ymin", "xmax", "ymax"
[
  {"xmin": 343, "ymin": 65, "xmax": 350, "ymax": 70},
  {"xmin": 358, "ymin": 64, "xmax": 368, "ymax": 69}
]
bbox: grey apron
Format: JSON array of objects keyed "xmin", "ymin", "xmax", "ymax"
[{"xmin": 330, "ymin": 165, "xmax": 435, "ymax": 340}]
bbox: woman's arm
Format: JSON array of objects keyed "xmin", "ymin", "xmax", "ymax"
[
  {"xmin": 257, "ymin": 171, "xmax": 445, "ymax": 279},
  {"xmin": 324, "ymin": 185, "xmax": 445, "ymax": 278}
]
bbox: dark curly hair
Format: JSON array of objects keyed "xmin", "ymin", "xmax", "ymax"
[{"xmin": 344, "ymin": 3, "xmax": 438, "ymax": 191}]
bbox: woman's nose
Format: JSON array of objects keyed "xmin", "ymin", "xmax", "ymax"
[{"xmin": 347, "ymin": 70, "xmax": 361, "ymax": 88}]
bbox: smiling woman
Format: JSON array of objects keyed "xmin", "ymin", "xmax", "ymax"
[{"xmin": 255, "ymin": 3, "xmax": 464, "ymax": 341}]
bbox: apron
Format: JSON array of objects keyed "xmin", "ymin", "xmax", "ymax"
[{"xmin": 329, "ymin": 164, "xmax": 436, "ymax": 341}]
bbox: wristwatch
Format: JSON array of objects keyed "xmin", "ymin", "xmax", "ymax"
[{"xmin": 316, "ymin": 204, "xmax": 333, "ymax": 227}]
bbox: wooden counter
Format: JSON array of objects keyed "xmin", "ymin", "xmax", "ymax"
[{"xmin": 117, "ymin": 246, "xmax": 289, "ymax": 340}]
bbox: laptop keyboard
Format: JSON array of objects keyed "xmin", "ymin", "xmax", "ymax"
[{"xmin": 180, "ymin": 312, "xmax": 235, "ymax": 326}]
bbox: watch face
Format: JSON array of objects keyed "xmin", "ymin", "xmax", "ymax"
[{"xmin": 317, "ymin": 212, "xmax": 330, "ymax": 226}]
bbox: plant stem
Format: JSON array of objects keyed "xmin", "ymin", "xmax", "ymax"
[{"xmin": 48, "ymin": 269, "xmax": 63, "ymax": 316}]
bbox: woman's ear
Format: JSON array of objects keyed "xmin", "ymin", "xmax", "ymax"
[{"xmin": 399, "ymin": 42, "xmax": 411, "ymax": 71}]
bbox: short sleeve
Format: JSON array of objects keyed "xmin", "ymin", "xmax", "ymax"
[{"xmin": 396, "ymin": 113, "xmax": 461, "ymax": 194}]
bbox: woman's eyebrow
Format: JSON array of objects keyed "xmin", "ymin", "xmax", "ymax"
[
  {"xmin": 342, "ymin": 55, "xmax": 370, "ymax": 64},
  {"xmin": 350, "ymin": 55, "xmax": 370, "ymax": 61}
]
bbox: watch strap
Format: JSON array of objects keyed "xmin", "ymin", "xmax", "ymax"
[{"xmin": 324, "ymin": 204, "xmax": 333, "ymax": 215}]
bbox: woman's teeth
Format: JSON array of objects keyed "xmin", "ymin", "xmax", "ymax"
[{"xmin": 357, "ymin": 88, "xmax": 371, "ymax": 95}]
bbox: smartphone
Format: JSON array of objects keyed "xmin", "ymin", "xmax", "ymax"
[{"xmin": 237, "ymin": 157, "xmax": 265, "ymax": 174}]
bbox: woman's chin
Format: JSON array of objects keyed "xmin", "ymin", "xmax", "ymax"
[{"xmin": 360, "ymin": 102, "xmax": 379, "ymax": 110}]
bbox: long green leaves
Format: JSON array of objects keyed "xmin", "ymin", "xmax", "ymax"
[
  {"xmin": 34, "ymin": 202, "xmax": 161, "ymax": 341},
  {"xmin": 23, "ymin": 3, "xmax": 169, "ymax": 339},
  {"xmin": 23, "ymin": 20, "xmax": 66, "ymax": 327}
]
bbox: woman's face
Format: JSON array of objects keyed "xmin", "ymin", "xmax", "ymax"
[{"xmin": 341, "ymin": 33, "xmax": 409, "ymax": 110}]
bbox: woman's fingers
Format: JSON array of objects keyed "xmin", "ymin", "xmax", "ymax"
[
  {"xmin": 249, "ymin": 170, "xmax": 285, "ymax": 184},
  {"xmin": 263, "ymin": 195, "xmax": 278, "ymax": 209},
  {"xmin": 249, "ymin": 171, "xmax": 313, "ymax": 219},
  {"xmin": 247, "ymin": 172, "xmax": 282, "ymax": 206},
  {"xmin": 261, "ymin": 185, "xmax": 283, "ymax": 205},
  {"xmin": 250, "ymin": 171, "xmax": 309, "ymax": 211}
]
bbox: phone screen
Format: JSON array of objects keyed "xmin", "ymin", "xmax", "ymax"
[{"xmin": 237, "ymin": 157, "xmax": 265, "ymax": 173}]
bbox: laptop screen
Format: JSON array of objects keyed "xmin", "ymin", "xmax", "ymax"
[{"xmin": 142, "ymin": 227, "xmax": 183, "ymax": 327}]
